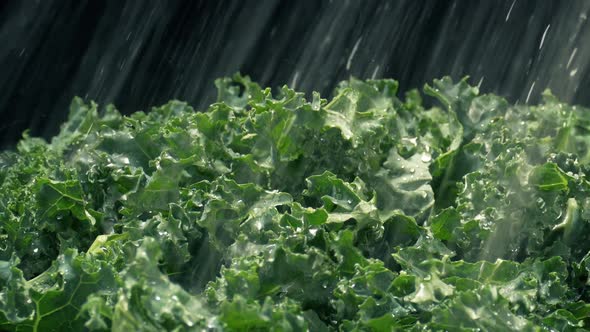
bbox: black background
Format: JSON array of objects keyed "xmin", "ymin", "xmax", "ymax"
[{"xmin": 1, "ymin": 0, "xmax": 589, "ymax": 148}]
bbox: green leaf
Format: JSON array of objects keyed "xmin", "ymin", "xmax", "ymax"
[
  {"xmin": 113, "ymin": 238, "xmax": 214, "ymax": 331},
  {"xmin": 0, "ymin": 255, "xmax": 34, "ymax": 325},
  {"xmin": 529, "ymin": 163, "xmax": 569, "ymax": 191},
  {"xmin": 430, "ymin": 207, "xmax": 461, "ymax": 241},
  {"xmin": 428, "ymin": 287, "xmax": 536, "ymax": 331},
  {"xmin": 369, "ymin": 148, "xmax": 434, "ymax": 221}
]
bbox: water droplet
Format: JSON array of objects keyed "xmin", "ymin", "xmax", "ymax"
[
  {"xmin": 409, "ymin": 168, "xmax": 415, "ymax": 174},
  {"xmin": 421, "ymin": 154, "xmax": 431, "ymax": 163},
  {"xmin": 33, "ymin": 248, "xmax": 38, "ymax": 254},
  {"xmin": 155, "ymin": 296, "xmax": 161, "ymax": 301}
]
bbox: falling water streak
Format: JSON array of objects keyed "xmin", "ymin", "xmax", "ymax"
[
  {"xmin": 567, "ymin": 48, "xmax": 578, "ymax": 69},
  {"xmin": 371, "ymin": 65, "xmax": 380, "ymax": 80},
  {"xmin": 477, "ymin": 76, "xmax": 484, "ymax": 89},
  {"xmin": 539, "ymin": 24, "xmax": 550, "ymax": 49},
  {"xmin": 526, "ymin": 81, "xmax": 536, "ymax": 104},
  {"xmin": 505, "ymin": 0, "xmax": 516, "ymax": 21},
  {"xmin": 346, "ymin": 36, "xmax": 363, "ymax": 70},
  {"xmin": 290, "ymin": 71, "xmax": 300, "ymax": 89}
]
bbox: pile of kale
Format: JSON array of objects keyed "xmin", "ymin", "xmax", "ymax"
[{"xmin": 1, "ymin": 75, "xmax": 590, "ymax": 331}]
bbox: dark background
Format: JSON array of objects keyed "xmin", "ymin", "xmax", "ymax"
[{"xmin": 1, "ymin": 0, "xmax": 589, "ymax": 148}]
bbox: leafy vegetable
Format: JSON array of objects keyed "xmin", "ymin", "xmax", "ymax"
[{"xmin": 1, "ymin": 74, "xmax": 590, "ymax": 331}]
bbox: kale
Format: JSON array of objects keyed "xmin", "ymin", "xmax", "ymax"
[{"xmin": 1, "ymin": 74, "xmax": 590, "ymax": 331}]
